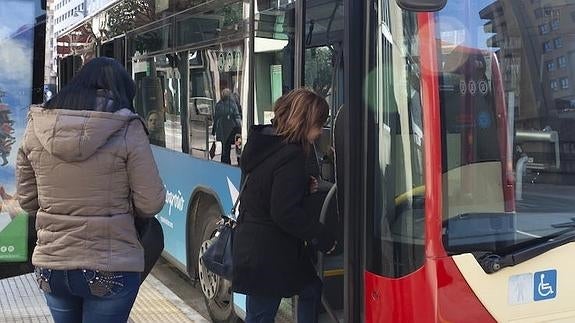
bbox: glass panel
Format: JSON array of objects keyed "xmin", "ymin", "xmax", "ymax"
[
  {"xmin": 100, "ymin": 37, "xmax": 126, "ymax": 65},
  {"xmin": 304, "ymin": 0, "xmax": 344, "ymax": 125},
  {"xmin": 174, "ymin": 0, "xmax": 212, "ymax": 11},
  {"xmin": 253, "ymin": 0, "xmax": 296, "ymax": 125},
  {"xmin": 94, "ymin": 0, "xmax": 182, "ymax": 45},
  {"xmin": 132, "ymin": 54, "xmax": 183, "ymax": 151},
  {"xmin": 303, "ymin": 0, "xmax": 344, "ymax": 181},
  {"xmin": 106, "ymin": 0, "xmax": 159, "ymax": 38},
  {"xmin": 304, "ymin": 0, "xmax": 344, "ymax": 47},
  {"xmin": 365, "ymin": 0, "xmax": 424, "ymax": 277},
  {"xmin": 303, "ymin": 0, "xmax": 344, "ymax": 128},
  {"xmin": 437, "ymin": 0, "xmax": 575, "ymax": 254},
  {"xmin": 128, "ymin": 22, "xmax": 172, "ymax": 57},
  {"xmin": 303, "ymin": 45, "xmax": 341, "ymax": 181},
  {"xmin": 304, "ymin": 0, "xmax": 343, "ymax": 159},
  {"xmin": 175, "ymin": 0, "xmax": 246, "ymax": 48},
  {"xmin": 305, "ymin": 47, "xmax": 335, "ymax": 98},
  {"xmin": 188, "ymin": 43, "xmax": 245, "ymax": 165}
]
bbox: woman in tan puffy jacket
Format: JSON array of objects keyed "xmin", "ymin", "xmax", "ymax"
[{"xmin": 16, "ymin": 57, "xmax": 166, "ymax": 323}]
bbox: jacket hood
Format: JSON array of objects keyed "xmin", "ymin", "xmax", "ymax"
[
  {"xmin": 29, "ymin": 106, "xmax": 142, "ymax": 162},
  {"xmin": 241, "ymin": 125, "xmax": 288, "ymax": 173}
]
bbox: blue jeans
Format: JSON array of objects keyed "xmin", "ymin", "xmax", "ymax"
[
  {"xmin": 245, "ymin": 278, "xmax": 322, "ymax": 323},
  {"xmin": 34, "ymin": 268, "xmax": 140, "ymax": 323}
]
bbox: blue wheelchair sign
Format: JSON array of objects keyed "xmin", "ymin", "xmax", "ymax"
[{"xmin": 534, "ymin": 270, "xmax": 557, "ymax": 301}]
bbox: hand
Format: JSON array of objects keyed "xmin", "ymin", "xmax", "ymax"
[
  {"xmin": 309, "ymin": 176, "xmax": 319, "ymax": 194},
  {"xmin": 325, "ymin": 240, "xmax": 337, "ymax": 255}
]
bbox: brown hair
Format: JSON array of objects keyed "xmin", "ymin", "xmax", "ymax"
[{"xmin": 272, "ymin": 88, "xmax": 329, "ymax": 148}]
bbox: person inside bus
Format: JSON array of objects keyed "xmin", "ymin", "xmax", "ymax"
[
  {"xmin": 16, "ymin": 57, "xmax": 166, "ymax": 323},
  {"xmin": 212, "ymin": 88, "xmax": 241, "ymax": 164},
  {"xmin": 233, "ymin": 88, "xmax": 338, "ymax": 323},
  {"xmin": 146, "ymin": 109, "xmax": 165, "ymax": 146}
]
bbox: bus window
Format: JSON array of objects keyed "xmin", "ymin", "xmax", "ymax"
[
  {"xmin": 365, "ymin": 0, "xmax": 425, "ymax": 278},
  {"xmin": 133, "ymin": 53, "xmax": 183, "ymax": 151},
  {"xmin": 303, "ymin": 0, "xmax": 344, "ymax": 182},
  {"xmin": 304, "ymin": 0, "xmax": 344, "ymax": 113},
  {"xmin": 253, "ymin": 1, "xmax": 296, "ymax": 125},
  {"xmin": 304, "ymin": 44, "xmax": 343, "ymax": 182},
  {"xmin": 187, "ymin": 44, "xmax": 245, "ymax": 165},
  {"xmin": 437, "ymin": 0, "xmax": 575, "ymax": 254}
]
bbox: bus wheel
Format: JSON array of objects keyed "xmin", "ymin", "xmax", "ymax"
[{"xmin": 198, "ymin": 216, "xmax": 238, "ymax": 323}]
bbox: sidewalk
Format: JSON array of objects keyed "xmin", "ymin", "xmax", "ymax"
[{"xmin": 0, "ymin": 273, "xmax": 208, "ymax": 323}]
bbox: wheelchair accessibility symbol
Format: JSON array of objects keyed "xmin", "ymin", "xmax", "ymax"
[{"xmin": 534, "ymin": 270, "xmax": 557, "ymax": 301}]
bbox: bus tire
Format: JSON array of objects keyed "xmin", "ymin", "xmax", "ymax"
[{"xmin": 198, "ymin": 214, "xmax": 239, "ymax": 323}]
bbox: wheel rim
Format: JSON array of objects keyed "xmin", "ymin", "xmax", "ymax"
[
  {"xmin": 198, "ymin": 234, "xmax": 234, "ymax": 316},
  {"xmin": 198, "ymin": 238, "xmax": 220, "ymax": 299}
]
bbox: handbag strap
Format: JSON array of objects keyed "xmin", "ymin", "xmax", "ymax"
[{"xmin": 231, "ymin": 174, "xmax": 250, "ymax": 219}]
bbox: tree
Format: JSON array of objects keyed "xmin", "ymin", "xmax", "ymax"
[
  {"xmin": 106, "ymin": 0, "xmax": 155, "ymax": 37},
  {"xmin": 305, "ymin": 46, "xmax": 334, "ymax": 98}
]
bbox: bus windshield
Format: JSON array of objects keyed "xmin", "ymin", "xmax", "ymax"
[{"xmin": 437, "ymin": 0, "xmax": 575, "ymax": 254}]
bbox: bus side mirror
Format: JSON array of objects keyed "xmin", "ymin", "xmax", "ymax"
[{"xmin": 395, "ymin": 0, "xmax": 446, "ymax": 12}]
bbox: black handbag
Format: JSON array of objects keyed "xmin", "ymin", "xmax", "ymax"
[
  {"xmin": 209, "ymin": 141, "xmax": 216, "ymax": 159},
  {"xmin": 201, "ymin": 174, "xmax": 249, "ymax": 281},
  {"xmin": 135, "ymin": 216, "xmax": 164, "ymax": 283}
]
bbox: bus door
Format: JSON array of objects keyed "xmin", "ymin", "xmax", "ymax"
[
  {"xmin": 301, "ymin": 0, "xmax": 346, "ymax": 321},
  {"xmin": 250, "ymin": 0, "xmax": 345, "ymax": 320},
  {"xmin": 362, "ymin": 0, "xmax": 428, "ymax": 321}
]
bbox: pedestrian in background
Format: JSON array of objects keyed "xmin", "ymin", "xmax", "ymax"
[
  {"xmin": 16, "ymin": 57, "xmax": 166, "ymax": 323},
  {"xmin": 233, "ymin": 88, "xmax": 337, "ymax": 323},
  {"xmin": 212, "ymin": 88, "xmax": 241, "ymax": 164}
]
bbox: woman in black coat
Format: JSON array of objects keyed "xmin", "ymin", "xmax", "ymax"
[{"xmin": 233, "ymin": 88, "xmax": 337, "ymax": 323}]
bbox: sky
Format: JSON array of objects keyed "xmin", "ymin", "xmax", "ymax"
[{"xmin": 436, "ymin": 0, "xmax": 497, "ymax": 50}]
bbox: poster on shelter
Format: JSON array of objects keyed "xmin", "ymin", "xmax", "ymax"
[{"xmin": 0, "ymin": 0, "xmax": 43, "ymax": 262}]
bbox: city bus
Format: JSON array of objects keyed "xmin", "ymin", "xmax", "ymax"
[
  {"xmin": 350, "ymin": 0, "xmax": 575, "ymax": 321},
  {"xmin": 0, "ymin": 0, "xmax": 46, "ymax": 279},
  {"xmin": 45, "ymin": 0, "xmax": 575, "ymax": 321}
]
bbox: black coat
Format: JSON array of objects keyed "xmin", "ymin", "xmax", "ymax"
[
  {"xmin": 232, "ymin": 125, "xmax": 334, "ymax": 298},
  {"xmin": 213, "ymin": 98, "xmax": 240, "ymax": 142}
]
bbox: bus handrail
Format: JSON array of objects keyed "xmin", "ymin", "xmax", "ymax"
[{"xmin": 317, "ymin": 183, "xmax": 340, "ymax": 323}]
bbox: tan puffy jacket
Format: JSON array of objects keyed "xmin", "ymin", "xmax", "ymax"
[{"xmin": 16, "ymin": 107, "xmax": 166, "ymax": 272}]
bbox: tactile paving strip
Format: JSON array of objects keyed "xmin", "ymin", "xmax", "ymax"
[{"xmin": 0, "ymin": 273, "xmax": 208, "ymax": 323}]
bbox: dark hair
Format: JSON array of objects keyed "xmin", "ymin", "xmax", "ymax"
[{"xmin": 45, "ymin": 57, "xmax": 135, "ymax": 112}]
